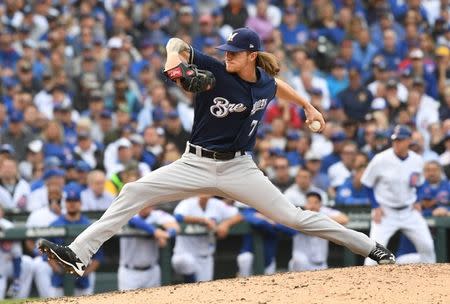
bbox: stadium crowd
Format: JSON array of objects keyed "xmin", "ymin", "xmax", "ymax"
[{"xmin": 1, "ymin": 0, "xmax": 450, "ymax": 299}]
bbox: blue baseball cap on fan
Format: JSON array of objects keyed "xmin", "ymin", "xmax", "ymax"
[{"xmin": 216, "ymin": 28, "xmax": 262, "ymax": 52}]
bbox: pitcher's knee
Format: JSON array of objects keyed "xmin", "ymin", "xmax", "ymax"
[{"xmin": 171, "ymin": 254, "xmax": 196, "ymax": 275}]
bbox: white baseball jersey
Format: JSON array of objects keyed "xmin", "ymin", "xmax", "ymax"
[
  {"xmin": 173, "ymin": 197, "xmax": 238, "ymax": 256},
  {"xmin": 328, "ymin": 161, "xmax": 351, "ymax": 188},
  {"xmin": 284, "ymin": 184, "xmax": 328, "ymax": 207},
  {"xmin": 26, "ymin": 208, "xmax": 60, "ymax": 228},
  {"xmin": 28, "ymin": 186, "xmax": 67, "ymax": 212},
  {"xmin": 120, "ymin": 210, "xmax": 175, "ymax": 267},
  {"xmin": 81, "ymin": 189, "xmax": 114, "ymax": 211},
  {"xmin": 0, "ymin": 219, "xmax": 22, "ymax": 274},
  {"xmin": 361, "ymin": 148, "xmax": 424, "ymax": 208},
  {"xmin": 292, "ymin": 207, "xmax": 342, "ymax": 264},
  {"xmin": 0, "ymin": 179, "xmax": 31, "ymax": 211}
]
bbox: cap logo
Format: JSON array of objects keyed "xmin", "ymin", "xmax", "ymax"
[
  {"xmin": 249, "ymin": 44, "xmax": 254, "ymax": 48},
  {"xmin": 227, "ymin": 32, "xmax": 238, "ymax": 42}
]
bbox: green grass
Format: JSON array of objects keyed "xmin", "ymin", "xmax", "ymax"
[{"xmin": 0, "ymin": 299, "xmax": 38, "ymax": 304}]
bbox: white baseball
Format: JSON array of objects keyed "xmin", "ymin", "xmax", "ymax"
[{"xmin": 309, "ymin": 120, "xmax": 321, "ymax": 132}]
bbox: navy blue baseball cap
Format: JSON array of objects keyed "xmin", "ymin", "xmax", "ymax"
[
  {"xmin": 216, "ymin": 28, "xmax": 262, "ymax": 52},
  {"xmin": 391, "ymin": 125, "xmax": 412, "ymax": 141},
  {"xmin": 9, "ymin": 110, "xmax": 24, "ymax": 123},
  {"xmin": 65, "ymin": 184, "xmax": 81, "ymax": 201}
]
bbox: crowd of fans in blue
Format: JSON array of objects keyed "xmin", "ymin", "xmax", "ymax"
[{"xmin": 0, "ymin": 0, "xmax": 450, "ymax": 299}]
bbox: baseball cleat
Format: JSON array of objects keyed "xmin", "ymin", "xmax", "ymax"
[
  {"xmin": 368, "ymin": 242, "xmax": 396, "ymax": 265},
  {"xmin": 38, "ymin": 239, "xmax": 86, "ymax": 276}
]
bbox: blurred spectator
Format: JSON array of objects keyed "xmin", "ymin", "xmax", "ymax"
[
  {"xmin": 72, "ymin": 131, "xmax": 104, "ymax": 170},
  {"xmin": 418, "ymin": 160, "xmax": 450, "ymax": 217},
  {"xmin": 48, "ymin": 187, "xmax": 103, "ymax": 297},
  {"xmin": 19, "ymin": 140, "xmax": 44, "ymax": 182},
  {"xmin": 278, "ymin": 6, "xmax": 308, "ymax": 50},
  {"xmin": 192, "ymin": 14, "xmax": 225, "ymax": 54},
  {"xmin": 352, "ymin": 27, "xmax": 378, "ymax": 81},
  {"xmin": 304, "ymin": 150, "xmax": 329, "ymax": 192},
  {"xmin": 374, "ymin": 29, "xmax": 405, "ymax": 71},
  {"xmin": 370, "ymin": 9, "xmax": 405, "ymax": 47},
  {"xmin": 320, "ymin": 130, "xmax": 347, "ymax": 174},
  {"xmin": 24, "ymin": 189, "xmax": 62, "ymax": 298},
  {"xmin": 335, "ymin": 65, "xmax": 373, "ymax": 122},
  {"xmin": 408, "ymin": 48, "xmax": 438, "ymax": 99},
  {"xmin": 328, "ymin": 141, "xmax": 358, "ymax": 189},
  {"xmin": 269, "ymin": 155, "xmax": 294, "ymax": 192},
  {"xmin": 326, "ymin": 58, "xmax": 349, "ymax": 99},
  {"xmin": 409, "ymin": 130, "xmax": 439, "ymax": 161},
  {"xmin": 284, "ymin": 168, "xmax": 328, "ymax": 208},
  {"xmin": 265, "ymin": 99, "xmax": 301, "ymax": 130},
  {"xmin": 0, "ymin": 158, "xmax": 31, "ymax": 211},
  {"xmin": 164, "ymin": 110, "xmax": 190, "ymax": 153},
  {"xmin": 81, "ymin": 170, "xmax": 114, "ymax": 211},
  {"xmin": 0, "ymin": 205, "xmax": 33, "ymax": 300},
  {"xmin": 245, "ymin": 0, "xmax": 274, "ymax": 42},
  {"xmin": 0, "ymin": 110, "xmax": 36, "ymax": 161},
  {"xmin": 105, "ymin": 160, "xmax": 141, "ymax": 197},
  {"xmin": 28, "ymin": 168, "xmax": 65, "ymax": 212},
  {"xmin": 222, "ymin": 0, "xmax": 249, "ymax": 29},
  {"xmin": 335, "ymin": 163, "xmax": 370, "ymax": 206}
]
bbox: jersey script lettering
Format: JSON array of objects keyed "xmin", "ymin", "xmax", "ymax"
[{"xmin": 210, "ymin": 97, "xmax": 247, "ymax": 118}]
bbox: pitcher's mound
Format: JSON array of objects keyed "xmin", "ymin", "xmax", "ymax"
[{"xmin": 32, "ymin": 264, "xmax": 450, "ymax": 304}]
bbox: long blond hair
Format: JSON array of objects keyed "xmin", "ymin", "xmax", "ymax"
[{"xmin": 256, "ymin": 51, "xmax": 280, "ymax": 77}]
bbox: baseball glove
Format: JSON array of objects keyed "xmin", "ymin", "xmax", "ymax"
[{"xmin": 164, "ymin": 62, "xmax": 215, "ymax": 93}]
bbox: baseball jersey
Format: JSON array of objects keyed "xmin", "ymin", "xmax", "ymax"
[
  {"xmin": 188, "ymin": 47, "xmax": 277, "ymax": 152},
  {"xmin": 50, "ymin": 215, "xmax": 104, "ymax": 289},
  {"xmin": 28, "ymin": 187, "xmax": 67, "ymax": 212},
  {"xmin": 417, "ymin": 180, "xmax": 450, "ymax": 216},
  {"xmin": 0, "ymin": 219, "xmax": 22, "ymax": 275},
  {"xmin": 292, "ymin": 207, "xmax": 342, "ymax": 263},
  {"xmin": 120, "ymin": 210, "xmax": 176, "ymax": 268},
  {"xmin": 26, "ymin": 207, "xmax": 60, "ymax": 228},
  {"xmin": 284, "ymin": 184, "xmax": 328, "ymax": 207},
  {"xmin": 0, "ymin": 179, "xmax": 31, "ymax": 211},
  {"xmin": 173, "ymin": 197, "xmax": 238, "ymax": 256},
  {"xmin": 361, "ymin": 148, "xmax": 424, "ymax": 208}
]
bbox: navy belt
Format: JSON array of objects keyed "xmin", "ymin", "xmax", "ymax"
[
  {"xmin": 391, "ymin": 205, "xmax": 410, "ymax": 210},
  {"xmin": 188, "ymin": 144, "xmax": 245, "ymax": 161},
  {"xmin": 124, "ymin": 264, "xmax": 153, "ymax": 271}
]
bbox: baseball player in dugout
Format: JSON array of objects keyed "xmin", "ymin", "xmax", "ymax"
[
  {"xmin": 362, "ymin": 125, "xmax": 436, "ymax": 265},
  {"xmin": 39, "ymin": 27, "xmax": 395, "ymax": 277}
]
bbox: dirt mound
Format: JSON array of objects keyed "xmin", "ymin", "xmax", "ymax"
[{"xmin": 30, "ymin": 264, "xmax": 450, "ymax": 304}]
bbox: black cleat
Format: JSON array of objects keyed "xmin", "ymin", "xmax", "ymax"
[
  {"xmin": 368, "ymin": 242, "xmax": 396, "ymax": 265},
  {"xmin": 38, "ymin": 239, "xmax": 86, "ymax": 276}
]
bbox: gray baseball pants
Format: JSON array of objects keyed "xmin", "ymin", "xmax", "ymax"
[{"xmin": 70, "ymin": 147, "xmax": 376, "ymax": 266}]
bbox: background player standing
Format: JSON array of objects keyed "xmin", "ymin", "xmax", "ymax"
[
  {"xmin": 171, "ymin": 195, "xmax": 241, "ymax": 282},
  {"xmin": 287, "ymin": 192, "xmax": 349, "ymax": 271},
  {"xmin": 39, "ymin": 27, "xmax": 394, "ymax": 277},
  {"xmin": 362, "ymin": 125, "xmax": 436, "ymax": 265},
  {"xmin": 118, "ymin": 206, "xmax": 179, "ymax": 290}
]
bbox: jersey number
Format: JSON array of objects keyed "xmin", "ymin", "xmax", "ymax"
[{"xmin": 249, "ymin": 120, "xmax": 258, "ymax": 136}]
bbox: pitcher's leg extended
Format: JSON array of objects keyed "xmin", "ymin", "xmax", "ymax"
[
  {"xmin": 219, "ymin": 157, "xmax": 376, "ymax": 258},
  {"xmin": 68, "ymin": 157, "xmax": 216, "ymax": 266}
]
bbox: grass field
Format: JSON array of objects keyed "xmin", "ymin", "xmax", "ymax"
[{"xmin": 1, "ymin": 299, "xmax": 37, "ymax": 303}]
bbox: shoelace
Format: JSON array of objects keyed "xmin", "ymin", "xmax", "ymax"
[{"xmin": 371, "ymin": 248, "xmax": 388, "ymax": 259}]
